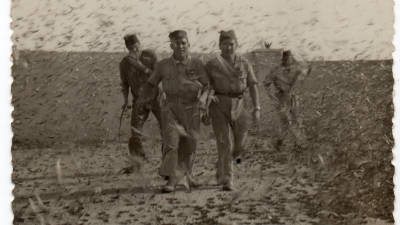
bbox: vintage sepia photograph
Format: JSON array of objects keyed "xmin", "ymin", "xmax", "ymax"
[{"xmin": 10, "ymin": 0, "xmax": 395, "ymax": 224}]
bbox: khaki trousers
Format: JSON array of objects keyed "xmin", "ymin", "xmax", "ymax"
[
  {"xmin": 158, "ymin": 100, "xmax": 201, "ymax": 180},
  {"xmin": 209, "ymin": 96, "xmax": 250, "ymax": 184}
]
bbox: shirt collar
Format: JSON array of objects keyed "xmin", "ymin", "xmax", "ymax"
[
  {"xmin": 220, "ymin": 54, "xmax": 239, "ymax": 66},
  {"xmin": 171, "ymin": 55, "xmax": 191, "ymax": 65}
]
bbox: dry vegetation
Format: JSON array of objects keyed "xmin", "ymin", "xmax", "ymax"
[{"xmin": 11, "ymin": 50, "xmax": 393, "ymax": 224}]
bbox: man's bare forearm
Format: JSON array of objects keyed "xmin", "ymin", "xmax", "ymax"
[
  {"xmin": 120, "ymin": 82, "xmax": 129, "ymax": 102},
  {"xmin": 249, "ymin": 84, "xmax": 260, "ymax": 110}
]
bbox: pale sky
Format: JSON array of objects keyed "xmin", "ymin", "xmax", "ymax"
[{"xmin": 11, "ymin": 0, "xmax": 394, "ymax": 60}]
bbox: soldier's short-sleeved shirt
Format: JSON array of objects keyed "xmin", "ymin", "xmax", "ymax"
[
  {"xmin": 206, "ymin": 55, "xmax": 258, "ymax": 94},
  {"xmin": 148, "ymin": 56, "xmax": 209, "ymax": 102}
]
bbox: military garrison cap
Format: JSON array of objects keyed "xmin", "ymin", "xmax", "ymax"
[
  {"xmin": 219, "ymin": 30, "xmax": 238, "ymax": 43},
  {"xmin": 168, "ymin": 30, "xmax": 188, "ymax": 41},
  {"xmin": 124, "ymin": 34, "xmax": 140, "ymax": 46}
]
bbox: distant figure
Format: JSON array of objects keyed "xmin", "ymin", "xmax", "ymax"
[
  {"xmin": 264, "ymin": 50, "xmax": 311, "ymax": 150},
  {"xmin": 138, "ymin": 30, "xmax": 210, "ymax": 193},
  {"xmin": 119, "ymin": 34, "xmax": 162, "ymax": 171},
  {"xmin": 264, "ymin": 41, "xmax": 272, "ymax": 49},
  {"xmin": 205, "ymin": 30, "xmax": 261, "ymax": 191}
]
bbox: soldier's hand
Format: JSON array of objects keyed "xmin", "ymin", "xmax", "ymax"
[
  {"xmin": 160, "ymin": 92, "xmax": 166, "ymax": 102},
  {"xmin": 201, "ymin": 113, "xmax": 211, "ymax": 126},
  {"xmin": 209, "ymin": 95, "xmax": 219, "ymax": 103},
  {"xmin": 122, "ymin": 97, "xmax": 129, "ymax": 110},
  {"xmin": 144, "ymin": 68, "xmax": 152, "ymax": 75},
  {"xmin": 122, "ymin": 102, "xmax": 128, "ymax": 110}
]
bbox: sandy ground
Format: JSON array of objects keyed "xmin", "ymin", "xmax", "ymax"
[
  {"xmin": 12, "ymin": 134, "xmax": 394, "ymax": 225},
  {"xmin": 12, "ymin": 134, "xmax": 323, "ymax": 225},
  {"xmin": 10, "ymin": 0, "xmax": 393, "ymax": 60}
]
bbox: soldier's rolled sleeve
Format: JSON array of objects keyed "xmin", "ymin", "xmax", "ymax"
[
  {"xmin": 245, "ymin": 61, "xmax": 258, "ymax": 87},
  {"xmin": 138, "ymin": 64, "xmax": 161, "ymax": 104},
  {"xmin": 127, "ymin": 56, "xmax": 151, "ymax": 74}
]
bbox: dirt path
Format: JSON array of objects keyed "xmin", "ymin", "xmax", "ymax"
[{"xmin": 12, "ymin": 133, "xmax": 327, "ymax": 225}]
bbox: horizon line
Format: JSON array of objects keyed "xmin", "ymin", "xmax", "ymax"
[{"xmin": 13, "ymin": 49, "xmax": 394, "ymax": 63}]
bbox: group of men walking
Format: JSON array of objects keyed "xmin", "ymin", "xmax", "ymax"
[{"xmin": 119, "ymin": 29, "xmax": 261, "ymax": 193}]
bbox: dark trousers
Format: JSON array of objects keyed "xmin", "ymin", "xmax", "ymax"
[{"xmin": 128, "ymin": 99, "xmax": 162, "ymax": 158}]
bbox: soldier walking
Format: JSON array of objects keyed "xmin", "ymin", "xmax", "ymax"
[
  {"xmin": 263, "ymin": 51, "xmax": 310, "ymax": 150},
  {"xmin": 138, "ymin": 30, "xmax": 210, "ymax": 193},
  {"xmin": 205, "ymin": 30, "xmax": 261, "ymax": 191},
  {"xmin": 119, "ymin": 34, "xmax": 162, "ymax": 171}
]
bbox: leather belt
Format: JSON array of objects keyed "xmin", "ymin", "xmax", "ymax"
[
  {"xmin": 215, "ymin": 92, "xmax": 244, "ymax": 99},
  {"xmin": 166, "ymin": 94, "xmax": 197, "ymax": 104}
]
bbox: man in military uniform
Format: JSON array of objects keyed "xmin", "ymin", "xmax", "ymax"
[
  {"xmin": 119, "ymin": 34, "xmax": 162, "ymax": 169},
  {"xmin": 264, "ymin": 51, "xmax": 310, "ymax": 150},
  {"xmin": 205, "ymin": 30, "xmax": 260, "ymax": 191},
  {"xmin": 138, "ymin": 30, "xmax": 210, "ymax": 193}
]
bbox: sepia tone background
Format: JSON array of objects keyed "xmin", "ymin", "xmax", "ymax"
[
  {"xmin": 11, "ymin": 0, "xmax": 393, "ymax": 60},
  {"xmin": 10, "ymin": 0, "xmax": 394, "ymax": 225}
]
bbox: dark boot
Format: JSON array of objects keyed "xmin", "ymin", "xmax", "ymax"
[
  {"xmin": 187, "ymin": 175, "xmax": 201, "ymax": 188},
  {"xmin": 161, "ymin": 177, "xmax": 178, "ymax": 193},
  {"xmin": 222, "ymin": 179, "xmax": 235, "ymax": 191}
]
